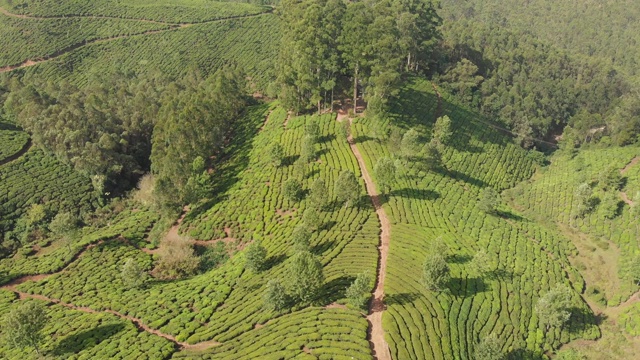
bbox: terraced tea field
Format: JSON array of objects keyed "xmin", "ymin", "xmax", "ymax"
[
  {"xmin": 351, "ymin": 78, "xmax": 600, "ymax": 358},
  {"xmin": 0, "ymin": 1, "xmax": 278, "ymax": 89},
  {"xmin": 507, "ymin": 146, "xmax": 640, "ymax": 305}
]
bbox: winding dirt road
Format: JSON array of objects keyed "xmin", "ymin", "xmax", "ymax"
[
  {"xmin": 0, "ymin": 6, "xmax": 272, "ymax": 74},
  {"xmin": 0, "ymin": 237, "xmax": 220, "ymax": 350},
  {"xmin": 340, "ymin": 117, "xmax": 392, "ymax": 360}
]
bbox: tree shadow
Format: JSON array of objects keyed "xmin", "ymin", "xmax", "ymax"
[
  {"xmin": 315, "ymin": 148, "xmax": 329, "ymax": 158},
  {"xmin": 433, "ymin": 167, "xmax": 489, "ymax": 189},
  {"xmin": 318, "ymin": 134, "xmax": 336, "ymax": 144},
  {"xmin": 566, "ymin": 306, "xmax": 604, "ymax": 334},
  {"xmin": 0, "ymin": 121, "xmax": 22, "ymax": 132},
  {"xmin": 496, "ymin": 209, "xmax": 525, "ymax": 221},
  {"xmin": 448, "ymin": 277, "xmax": 488, "ymax": 298},
  {"xmin": 310, "ymin": 239, "xmax": 337, "ymax": 256},
  {"xmin": 385, "ymin": 292, "xmax": 420, "ymax": 306},
  {"xmin": 282, "ymin": 154, "xmax": 300, "ymax": 167},
  {"xmin": 263, "ymin": 254, "xmax": 287, "ymax": 271},
  {"xmin": 506, "ymin": 348, "xmax": 545, "ymax": 360},
  {"xmin": 316, "ymin": 275, "xmax": 355, "ymax": 304},
  {"xmin": 52, "ymin": 323, "xmax": 125, "ymax": 355},
  {"xmin": 321, "ymin": 220, "xmax": 336, "ymax": 231},
  {"xmin": 489, "ymin": 268, "xmax": 513, "ymax": 281},
  {"xmin": 386, "ymin": 188, "xmax": 439, "ymax": 202},
  {"xmin": 352, "ymin": 134, "xmax": 375, "ymax": 144},
  {"xmin": 447, "ymin": 254, "xmax": 472, "ymax": 264}
]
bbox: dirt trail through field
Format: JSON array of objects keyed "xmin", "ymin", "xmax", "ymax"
[
  {"xmin": 0, "ymin": 9, "xmax": 272, "ymax": 74},
  {"xmin": 0, "ymin": 6, "xmax": 174, "ymax": 24},
  {"xmin": 618, "ymin": 156, "xmax": 640, "ymax": 205},
  {"xmin": 620, "ymin": 156, "xmax": 640, "ymax": 175},
  {"xmin": 338, "ymin": 115, "xmax": 392, "ymax": 360},
  {"xmin": 0, "ymin": 234, "xmax": 222, "ymax": 350}
]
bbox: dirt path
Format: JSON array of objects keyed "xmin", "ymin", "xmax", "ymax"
[
  {"xmin": 0, "ymin": 238, "xmax": 221, "ymax": 350},
  {"xmin": 0, "ymin": 6, "xmax": 174, "ymax": 24},
  {"xmin": 621, "ymin": 156, "xmax": 639, "ymax": 175},
  {"xmin": 0, "ymin": 11, "xmax": 271, "ymax": 74},
  {"xmin": 338, "ymin": 116, "xmax": 392, "ymax": 360},
  {"xmin": 0, "ymin": 139, "xmax": 32, "ymax": 166}
]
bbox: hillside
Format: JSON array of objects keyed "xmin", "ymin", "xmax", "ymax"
[{"xmin": 0, "ymin": 1, "xmax": 639, "ymax": 360}]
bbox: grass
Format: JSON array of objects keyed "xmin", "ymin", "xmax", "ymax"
[{"xmin": 506, "ymin": 146, "xmax": 640, "ymax": 304}]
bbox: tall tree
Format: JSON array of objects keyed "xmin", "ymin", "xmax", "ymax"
[
  {"xmin": 286, "ymin": 250, "xmax": 324, "ymax": 302},
  {"xmin": 3, "ymin": 301, "xmax": 48, "ymax": 355},
  {"xmin": 335, "ymin": 170, "xmax": 361, "ymax": 207},
  {"xmin": 422, "ymin": 253, "xmax": 450, "ymax": 291},
  {"xmin": 535, "ymin": 284, "xmax": 573, "ymax": 330}
]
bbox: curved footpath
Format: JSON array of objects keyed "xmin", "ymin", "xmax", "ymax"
[
  {"xmin": 0, "ymin": 6, "xmax": 272, "ymax": 74},
  {"xmin": 341, "ymin": 116, "xmax": 392, "ymax": 360}
]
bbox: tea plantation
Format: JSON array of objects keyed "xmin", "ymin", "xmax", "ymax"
[
  {"xmin": 351, "ymin": 78, "xmax": 600, "ymax": 358},
  {"xmin": 0, "ymin": 1, "xmax": 636, "ymax": 358},
  {"xmin": 507, "ymin": 146, "xmax": 640, "ymax": 305},
  {"xmin": 0, "ymin": 0, "xmax": 270, "ymax": 23}
]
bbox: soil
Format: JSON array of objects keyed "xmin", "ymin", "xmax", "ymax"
[
  {"xmin": 620, "ymin": 156, "xmax": 639, "ymax": 175},
  {"xmin": 339, "ymin": 115, "xmax": 392, "ymax": 360}
]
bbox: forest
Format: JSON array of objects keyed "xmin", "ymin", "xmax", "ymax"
[{"xmin": 0, "ymin": 0, "xmax": 639, "ymax": 359}]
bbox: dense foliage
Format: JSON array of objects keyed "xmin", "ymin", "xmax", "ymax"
[{"xmin": 276, "ymin": 0, "xmax": 440, "ymax": 117}]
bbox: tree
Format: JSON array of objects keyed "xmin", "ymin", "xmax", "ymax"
[
  {"xmin": 401, "ymin": 128, "xmax": 422, "ymax": 157},
  {"xmin": 283, "ymin": 178, "xmax": 303, "ymax": 202},
  {"xmin": 183, "ymin": 156, "xmax": 212, "ymax": 204},
  {"xmin": 292, "ymin": 225, "xmax": 312, "ymax": 252},
  {"xmin": 339, "ymin": 120, "xmax": 351, "ymax": 141},
  {"xmin": 600, "ymin": 192, "xmax": 621, "ymax": 219},
  {"xmin": 268, "ymin": 143, "xmax": 285, "ymax": 167},
  {"xmin": 598, "ymin": 166, "xmax": 623, "ymax": 191},
  {"xmin": 3, "ymin": 301, "xmax": 48, "ymax": 355},
  {"xmin": 387, "ymin": 127, "xmax": 403, "ymax": 155},
  {"xmin": 49, "ymin": 211, "xmax": 79, "ymax": 253},
  {"xmin": 432, "ymin": 115, "xmax": 453, "ymax": 147},
  {"xmin": 245, "ymin": 241, "xmax": 267, "ymax": 273},
  {"xmin": 263, "ymin": 279, "xmax": 288, "ymax": 312},
  {"xmin": 121, "ymin": 258, "xmax": 147, "ymax": 289},
  {"xmin": 309, "ymin": 178, "xmax": 329, "ymax": 209},
  {"xmin": 470, "ymin": 250, "xmax": 492, "ymax": 277},
  {"xmin": 155, "ymin": 236, "xmax": 200, "ymax": 279},
  {"xmin": 302, "ymin": 207, "xmax": 322, "ymax": 231},
  {"xmin": 474, "ymin": 333, "xmax": 503, "ymax": 360},
  {"xmin": 479, "ymin": 188, "xmax": 500, "ymax": 214},
  {"xmin": 574, "ymin": 182, "xmax": 594, "ymax": 217},
  {"xmin": 26, "ymin": 203, "xmax": 47, "ymax": 229},
  {"xmin": 346, "ymin": 272, "xmax": 372, "ymax": 309},
  {"xmin": 422, "ymin": 253, "xmax": 450, "ymax": 291},
  {"xmin": 286, "ymin": 250, "xmax": 324, "ymax": 303},
  {"xmin": 335, "ymin": 170, "xmax": 360, "ymax": 207},
  {"xmin": 423, "ymin": 142, "xmax": 442, "ymax": 171},
  {"xmin": 301, "ymin": 135, "xmax": 316, "ymax": 163},
  {"xmin": 305, "ymin": 120, "xmax": 321, "ymax": 142},
  {"xmin": 535, "ymin": 284, "xmax": 573, "ymax": 330},
  {"xmin": 374, "ymin": 157, "xmax": 396, "ymax": 194},
  {"xmin": 442, "ymin": 59, "xmax": 484, "ymax": 102}
]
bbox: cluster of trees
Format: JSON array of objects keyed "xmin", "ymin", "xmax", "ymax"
[
  {"xmin": 276, "ymin": 0, "xmax": 441, "ymax": 118},
  {"xmin": 433, "ymin": 18, "xmax": 630, "ymax": 147},
  {"xmin": 2, "ymin": 67, "xmax": 248, "ymax": 210}
]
